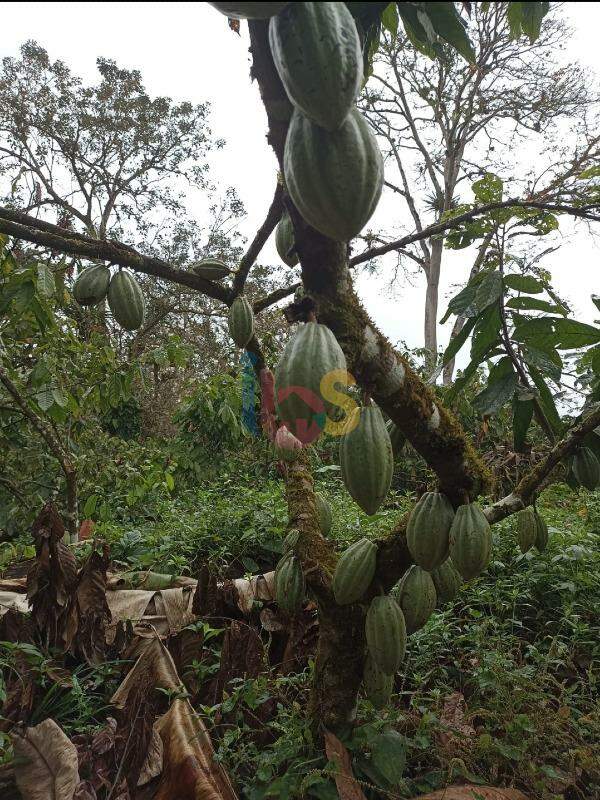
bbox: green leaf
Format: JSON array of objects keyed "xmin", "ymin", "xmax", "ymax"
[
  {"xmin": 513, "ymin": 396, "xmax": 534, "ymax": 452},
  {"xmin": 592, "ymin": 295, "xmax": 600, "ymax": 313},
  {"xmin": 524, "ymin": 345, "xmax": 562, "ymax": 383},
  {"xmin": 419, "ymin": 2, "xmax": 475, "ymax": 62},
  {"xmin": 472, "ymin": 173, "xmax": 503, "ymax": 203},
  {"xmin": 442, "ymin": 316, "xmax": 477, "ymax": 366},
  {"xmin": 370, "ymin": 730, "xmax": 406, "ymax": 786},
  {"xmin": 528, "ymin": 366, "xmax": 563, "ymax": 434},
  {"xmin": 473, "ymin": 358, "xmax": 518, "ymax": 416},
  {"xmin": 36, "ymin": 263, "xmax": 55, "ymax": 298},
  {"xmin": 474, "ymin": 271, "xmax": 503, "ymax": 312},
  {"xmin": 521, "ymin": 1, "xmax": 548, "ymax": 42},
  {"xmin": 512, "ymin": 317, "xmax": 555, "ymax": 350},
  {"xmin": 553, "ymin": 319, "xmax": 600, "ymax": 350},
  {"xmin": 165, "ymin": 472, "xmax": 175, "ymax": 491},
  {"xmin": 447, "ymin": 354, "xmax": 483, "ymax": 403},
  {"xmin": 440, "ymin": 276, "xmax": 484, "ymax": 323},
  {"xmin": 83, "ymin": 494, "xmax": 98, "ymax": 517},
  {"xmin": 505, "ymin": 297, "xmax": 564, "ymax": 315},
  {"xmin": 13, "ymin": 281, "xmax": 35, "ymax": 314},
  {"xmin": 396, "ymin": 4, "xmax": 438, "ymax": 58},
  {"xmin": 381, "ymin": 2, "xmax": 398, "ymax": 36},
  {"xmin": 52, "ymin": 389, "xmax": 68, "ymax": 408},
  {"xmin": 471, "ymin": 305, "xmax": 502, "ymax": 361},
  {"xmin": 504, "ymin": 275, "xmax": 544, "ymax": 294},
  {"xmin": 36, "ymin": 387, "xmax": 54, "ymax": 411}
]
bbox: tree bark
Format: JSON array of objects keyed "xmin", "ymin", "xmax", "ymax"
[{"xmin": 423, "ymin": 240, "xmax": 443, "ymax": 361}]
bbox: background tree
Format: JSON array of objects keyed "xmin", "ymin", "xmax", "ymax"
[{"xmin": 358, "ymin": 3, "xmax": 599, "ymax": 370}]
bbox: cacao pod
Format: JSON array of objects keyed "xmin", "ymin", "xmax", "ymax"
[
  {"xmin": 107, "ymin": 270, "xmax": 145, "ymax": 331},
  {"xmin": 269, "ymin": 2, "xmax": 362, "ymax": 132},
  {"xmin": 365, "ymin": 595, "xmax": 407, "ymax": 675},
  {"xmin": 572, "ymin": 446, "xmax": 600, "ymax": 490},
  {"xmin": 315, "ymin": 493, "xmax": 332, "ymax": 536},
  {"xmin": 449, "ymin": 503, "xmax": 492, "ymax": 581},
  {"xmin": 191, "ymin": 258, "xmax": 231, "ymax": 280},
  {"xmin": 516, "ymin": 508, "xmax": 537, "ymax": 554},
  {"xmin": 275, "ymin": 553, "xmax": 305, "ymax": 614},
  {"xmin": 73, "ymin": 264, "xmax": 111, "ymax": 306},
  {"xmin": 332, "ymin": 537, "xmax": 377, "ymax": 605},
  {"xmin": 386, "ymin": 420, "xmax": 405, "ymax": 459},
  {"xmin": 284, "ymin": 106, "xmax": 383, "ymax": 242},
  {"xmin": 282, "ymin": 529, "xmax": 301, "ymax": 553},
  {"xmin": 363, "ymin": 653, "xmax": 393, "ymax": 710},
  {"xmin": 431, "ymin": 559, "xmax": 462, "ymax": 606},
  {"xmin": 275, "ymin": 212, "xmax": 299, "ymax": 267},
  {"xmin": 534, "ymin": 511, "xmax": 548, "ymax": 552},
  {"xmin": 340, "ymin": 404, "xmax": 393, "ymax": 515},
  {"xmin": 275, "ymin": 322, "xmax": 347, "ymax": 443},
  {"xmin": 392, "ymin": 565, "xmax": 436, "ymax": 634},
  {"xmin": 406, "ymin": 492, "xmax": 454, "ymax": 571},
  {"xmin": 208, "ymin": 2, "xmax": 289, "ymax": 19},
  {"xmin": 275, "ymin": 425, "xmax": 302, "ymax": 462},
  {"xmin": 228, "ymin": 295, "xmax": 255, "ymax": 348}
]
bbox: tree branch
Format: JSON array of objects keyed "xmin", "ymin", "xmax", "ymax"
[
  {"xmin": 349, "ymin": 199, "xmax": 600, "ymax": 267},
  {"xmin": 231, "ymin": 182, "xmax": 284, "ymax": 297}
]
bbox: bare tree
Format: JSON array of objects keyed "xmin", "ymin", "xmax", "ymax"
[{"xmin": 359, "ymin": 4, "xmax": 599, "ymax": 370}]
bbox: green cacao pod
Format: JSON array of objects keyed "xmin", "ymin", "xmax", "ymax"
[
  {"xmin": 516, "ymin": 508, "xmax": 537, "ymax": 554},
  {"xmin": 275, "ymin": 212, "xmax": 299, "ymax": 267},
  {"xmin": 332, "ymin": 537, "xmax": 377, "ymax": 605},
  {"xmin": 107, "ymin": 271, "xmax": 145, "ymax": 331},
  {"xmin": 572, "ymin": 447, "xmax": 600, "ymax": 490},
  {"xmin": 386, "ymin": 420, "xmax": 405, "ymax": 459},
  {"xmin": 73, "ymin": 264, "xmax": 110, "ymax": 306},
  {"xmin": 431, "ymin": 559, "xmax": 462, "ymax": 606},
  {"xmin": 269, "ymin": 2, "xmax": 362, "ymax": 132},
  {"xmin": 363, "ymin": 653, "xmax": 393, "ymax": 710},
  {"xmin": 275, "ymin": 554, "xmax": 305, "ymax": 614},
  {"xmin": 449, "ymin": 503, "xmax": 492, "ymax": 581},
  {"xmin": 365, "ymin": 595, "xmax": 407, "ymax": 675},
  {"xmin": 228, "ymin": 295, "xmax": 255, "ymax": 348},
  {"xmin": 392, "ymin": 565, "xmax": 436, "ymax": 635},
  {"xmin": 315, "ymin": 493, "xmax": 332, "ymax": 536},
  {"xmin": 340, "ymin": 405, "xmax": 393, "ymax": 515},
  {"xmin": 208, "ymin": 2, "xmax": 289, "ymax": 19},
  {"xmin": 283, "ymin": 106, "xmax": 384, "ymax": 242},
  {"xmin": 275, "ymin": 322, "xmax": 347, "ymax": 444},
  {"xmin": 406, "ymin": 492, "xmax": 454, "ymax": 571},
  {"xmin": 534, "ymin": 511, "xmax": 549, "ymax": 552},
  {"xmin": 282, "ymin": 528, "xmax": 301, "ymax": 553},
  {"xmin": 191, "ymin": 258, "xmax": 231, "ymax": 280}
]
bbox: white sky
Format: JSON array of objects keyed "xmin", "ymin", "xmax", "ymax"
[{"xmin": 2, "ymin": 2, "xmax": 599, "ymax": 360}]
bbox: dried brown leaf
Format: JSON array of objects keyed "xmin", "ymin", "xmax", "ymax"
[
  {"xmin": 323, "ymin": 730, "xmax": 367, "ymax": 800},
  {"xmin": 12, "ymin": 718, "xmax": 79, "ymax": 800},
  {"xmin": 414, "ymin": 787, "xmax": 529, "ymax": 800}
]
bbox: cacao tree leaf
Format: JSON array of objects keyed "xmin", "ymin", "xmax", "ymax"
[
  {"xmin": 472, "ymin": 173, "xmax": 503, "ymax": 203},
  {"xmin": 447, "ymin": 354, "xmax": 484, "ymax": 403},
  {"xmin": 512, "ymin": 317, "xmax": 555, "ymax": 349},
  {"xmin": 442, "ymin": 315, "xmax": 477, "ymax": 366},
  {"xmin": 512, "ymin": 396, "xmax": 534, "ymax": 452},
  {"xmin": 528, "ymin": 366, "xmax": 563, "ymax": 434},
  {"xmin": 470, "ymin": 305, "xmax": 501, "ymax": 360},
  {"xmin": 420, "ymin": 2, "xmax": 475, "ymax": 62},
  {"xmin": 440, "ymin": 274, "xmax": 484, "ymax": 323},
  {"xmin": 591, "ymin": 294, "xmax": 600, "ymax": 313},
  {"xmin": 473, "ymin": 358, "xmax": 517, "ymax": 415},
  {"xmin": 36, "ymin": 263, "xmax": 55, "ymax": 298},
  {"xmin": 505, "ymin": 297, "xmax": 564, "ymax": 314},
  {"xmin": 370, "ymin": 730, "xmax": 406, "ymax": 786},
  {"xmin": 523, "ymin": 345, "xmax": 562, "ymax": 383},
  {"xmin": 474, "ymin": 270, "xmax": 503, "ymax": 311},
  {"xmin": 504, "ymin": 274, "xmax": 544, "ymax": 294},
  {"xmin": 36, "ymin": 387, "xmax": 54, "ymax": 411},
  {"xmin": 83, "ymin": 495, "xmax": 98, "ymax": 517},
  {"xmin": 553, "ymin": 318, "xmax": 600, "ymax": 349},
  {"xmin": 380, "ymin": 2, "xmax": 398, "ymax": 36},
  {"xmin": 12, "ymin": 718, "xmax": 80, "ymax": 800}
]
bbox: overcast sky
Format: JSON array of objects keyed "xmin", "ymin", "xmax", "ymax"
[{"xmin": 3, "ymin": 2, "xmax": 599, "ymax": 360}]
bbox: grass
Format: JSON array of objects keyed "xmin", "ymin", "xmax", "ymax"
[{"xmin": 1, "ymin": 463, "xmax": 598, "ymax": 799}]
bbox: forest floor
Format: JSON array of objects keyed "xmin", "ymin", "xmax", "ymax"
[{"xmin": 0, "ymin": 474, "xmax": 598, "ymax": 800}]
